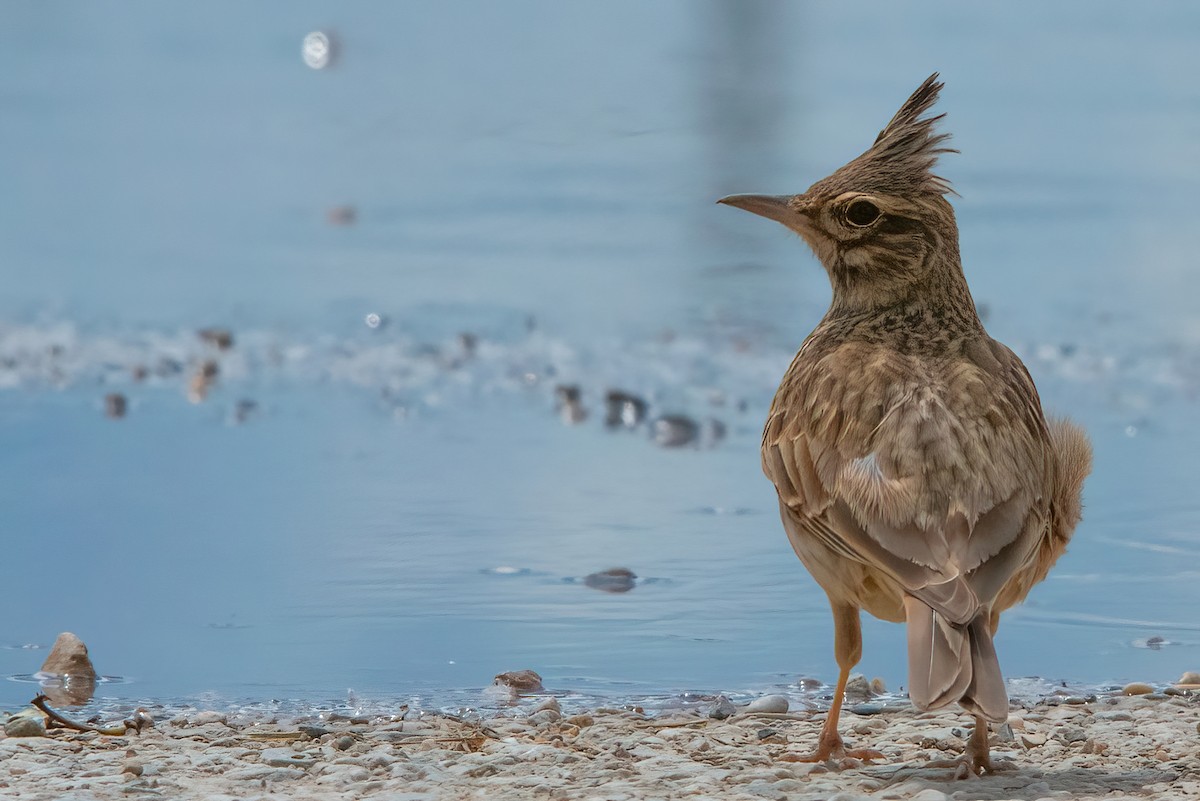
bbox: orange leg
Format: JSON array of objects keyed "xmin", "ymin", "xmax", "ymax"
[{"xmin": 782, "ymin": 602, "xmax": 884, "ymax": 767}]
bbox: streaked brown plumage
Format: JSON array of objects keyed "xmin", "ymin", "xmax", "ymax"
[{"xmin": 719, "ymin": 74, "xmax": 1092, "ymax": 775}]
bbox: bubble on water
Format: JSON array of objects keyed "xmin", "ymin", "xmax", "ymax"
[
  {"xmin": 364, "ymin": 313, "xmax": 383, "ymax": 329},
  {"xmin": 302, "ymin": 31, "xmax": 334, "ymax": 70},
  {"xmin": 1125, "ymin": 425, "xmax": 1139, "ymax": 437}
]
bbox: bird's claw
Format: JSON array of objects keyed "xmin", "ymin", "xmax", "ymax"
[{"xmin": 779, "ymin": 733, "xmax": 884, "ymax": 769}]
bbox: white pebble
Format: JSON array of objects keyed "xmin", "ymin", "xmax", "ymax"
[{"xmin": 744, "ymin": 695, "xmax": 789, "ymax": 714}]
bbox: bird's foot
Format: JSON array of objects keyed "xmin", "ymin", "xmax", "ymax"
[{"xmin": 779, "ymin": 731, "xmax": 884, "ymax": 770}]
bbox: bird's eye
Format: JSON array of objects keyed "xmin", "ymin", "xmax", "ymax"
[{"xmin": 845, "ymin": 200, "xmax": 881, "ymax": 227}]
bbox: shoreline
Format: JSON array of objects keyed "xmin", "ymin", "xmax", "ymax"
[{"xmin": 2, "ymin": 684, "xmax": 1198, "ymax": 800}]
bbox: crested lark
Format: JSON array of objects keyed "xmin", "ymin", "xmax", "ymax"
[{"xmin": 719, "ymin": 74, "xmax": 1092, "ymax": 775}]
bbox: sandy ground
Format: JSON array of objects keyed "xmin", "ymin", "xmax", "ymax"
[{"xmin": 1, "ymin": 690, "xmax": 1197, "ymax": 801}]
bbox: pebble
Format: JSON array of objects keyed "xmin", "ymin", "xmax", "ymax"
[
  {"xmin": 104, "ymin": 393, "xmax": 127, "ymax": 419},
  {"xmin": 1178, "ymin": 671, "xmax": 1200, "ymax": 685},
  {"xmin": 909, "ymin": 790, "xmax": 950, "ymax": 801},
  {"xmin": 1122, "ymin": 682, "xmax": 1154, "ymax": 696},
  {"xmin": 197, "ymin": 328, "xmax": 234, "ymax": 350},
  {"xmin": 261, "ymin": 748, "xmax": 318, "ymax": 769},
  {"xmin": 190, "ymin": 711, "xmax": 228, "ymax": 726},
  {"xmin": 493, "ymin": 669, "xmax": 544, "ymax": 693},
  {"xmin": 3, "ymin": 717, "xmax": 45, "ymax": 738},
  {"xmin": 334, "ymin": 736, "xmax": 355, "ymax": 751},
  {"xmin": 604, "ymin": 390, "xmax": 648, "ymax": 428},
  {"xmin": 534, "ymin": 698, "xmax": 561, "ymax": 714},
  {"xmin": 122, "ymin": 761, "xmax": 144, "ymax": 776},
  {"xmin": 708, "ymin": 696, "xmax": 736, "ymax": 720},
  {"xmin": 744, "ymin": 695, "xmax": 789, "ymax": 714},
  {"xmin": 583, "ymin": 567, "xmax": 637, "ymax": 593},
  {"xmin": 844, "ymin": 674, "xmax": 875, "ymax": 702},
  {"xmin": 651, "ymin": 415, "xmax": 699, "ymax": 447}
]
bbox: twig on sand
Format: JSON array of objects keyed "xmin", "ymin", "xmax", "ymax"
[{"xmin": 31, "ymin": 694, "xmax": 149, "ymax": 736}]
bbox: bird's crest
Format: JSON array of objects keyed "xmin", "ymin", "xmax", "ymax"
[{"xmin": 817, "ymin": 73, "xmax": 957, "ymax": 198}]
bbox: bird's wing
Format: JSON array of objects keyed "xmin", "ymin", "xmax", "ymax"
[{"xmin": 762, "ymin": 339, "xmax": 1050, "ymax": 622}]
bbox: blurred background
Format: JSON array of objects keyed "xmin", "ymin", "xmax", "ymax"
[{"xmin": 2, "ymin": 1, "xmax": 1199, "ymax": 711}]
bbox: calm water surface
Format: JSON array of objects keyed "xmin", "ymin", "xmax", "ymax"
[{"xmin": 2, "ymin": 2, "xmax": 1200, "ymax": 712}]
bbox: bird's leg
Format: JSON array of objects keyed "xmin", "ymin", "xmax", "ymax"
[
  {"xmin": 929, "ymin": 715, "xmax": 1008, "ymax": 778},
  {"xmin": 781, "ymin": 603, "xmax": 884, "ymax": 767},
  {"xmin": 964, "ymin": 715, "xmax": 993, "ymax": 775}
]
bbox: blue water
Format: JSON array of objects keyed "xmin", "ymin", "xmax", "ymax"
[{"xmin": 3, "ymin": 2, "xmax": 1200, "ymax": 711}]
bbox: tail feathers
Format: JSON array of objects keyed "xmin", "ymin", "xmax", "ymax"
[{"xmin": 904, "ymin": 596, "xmax": 1009, "ymax": 723}]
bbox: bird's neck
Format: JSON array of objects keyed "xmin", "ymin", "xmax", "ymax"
[{"xmin": 823, "ymin": 249, "xmax": 984, "ymax": 347}]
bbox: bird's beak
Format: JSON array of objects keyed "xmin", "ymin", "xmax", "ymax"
[{"xmin": 716, "ymin": 194, "xmax": 796, "ymax": 226}]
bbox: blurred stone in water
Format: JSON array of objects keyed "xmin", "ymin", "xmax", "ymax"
[
  {"xmin": 652, "ymin": 414, "xmax": 699, "ymax": 447},
  {"xmin": 38, "ymin": 632, "xmax": 96, "ymax": 706},
  {"xmin": 457, "ymin": 332, "xmax": 477, "ymax": 358},
  {"xmin": 187, "ymin": 360, "xmax": 219, "ymax": 403},
  {"xmin": 104, "ymin": 393, "xmax": 127, "ymax": 419},
  {"xmin": 584, "ymin": 567, "xmax": 637, "ymax": 593},
  {"xmin": 493, "ymin": 669, "xmax": 543, "ymax": 693},
  {"xmin": 232, "ymin": 399, "xmax": 258, "ymax": 425},
  {"xmin": 604, "ymin": 390, "xmax": 647, "ymax": 429},
  {"xmin": 302, "ymin": 31, "xmax": 335, "ymax": 70},
  {"xmin": 327, "ymin": 205, "xmax": 356, "ymax": 226},
  {"xmin": 197, "ymin": 328, "xmax": 234, "ymax": 351},
  {"xmin": 554, "ymin": 384, "xmax": 587, "ymax": 424}
]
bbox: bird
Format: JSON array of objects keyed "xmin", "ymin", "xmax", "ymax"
[{"xmin": 718, "ymin": 74, "xmax": 1092, "ymax": 775}]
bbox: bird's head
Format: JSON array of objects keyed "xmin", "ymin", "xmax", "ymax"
[{"xmin": 719, "ymin": 73, "xmax": 961, "ymax": 311}]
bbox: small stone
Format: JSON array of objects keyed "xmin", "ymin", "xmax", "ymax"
[
  {"xmin": 909, "ymin": 790, "xmax": 949, "ymax": 801},
  {"xmin": 104, "ymin": 393, "xmax": 127, "ymax": 419},
  {"xmin": 1122, "ymin": 682, "xmax": 1154, "ymax": 696},
  {"xmin": 995, "ymin": 722, "xmax": 1016, "ymax": 743},
  {"xmin": 756, "ymin": 727, "xmax": 783, "ymax": 742},
  {"xmin": 1096, "ymin": 711, "xmax": 1133, "ymax": 721},
  {"xmin": 651, "ymin": 415, "xmax": 699, "ymax": 447},
  {"xmin": 197, "ymin": 328, "xmax": 234, "ymax": 350},
  {"xmin": 554, "ymin": 385, "xmax": 587, "ymax": 424},
  {"xmin": 565, "ymin": 715, "xmax": 594, "ymax": 728},
  {"xmin": 37, "ymin": 632, "xmax": 96, "ymax": 706},
  {"xmin": 1021, "ymin": 732, "xmax": 1047, "ymax": 748},
  {"xmin": 3, "ymin": 717, "xmax": 45, "ymax": 738},
  {"xmin": 326, "ymin": 205, "xmax": 357, "ymax": 226},
  {"xmin": 604, "ymin": 390, "xmax": 648, "ymax": 429},
  {"xmin": 844, "ymin": 674, "xmax": 874, "ymax": 702},
  {"xmin": 122, "ymin": 761, "xmax": 144, "ymax": 777},
  {"xmin": 708, "ymin": 696, "xmax": 736, "ymax": 720},
  {"xmin": 1177, "ymin": 671, "xmax": 1200, "ymax": 685},
  {"xmin": 583, "ymin": 568, "xmax": 637, "ymax": 593},
  {"xmin": 1062, "ymin": 695, "xmax": 1089, "ymax": 705},
  {"xmin": 870, "ymin": 677, "xmax": 887, "ymax": 694},
  {"xmin": 334, "ymin": 736, "xmax": 355, "ymax": 751},
  {"xmin": 534, "ymin": 697, "xmax": 561, "ymax": 714},
  {"xmin": 493, "ymin": 669, "xmax": 544, "ymax": 693},
  {"xmin": 300, "ymin": 725, "xmax": 330, "ymax": 739},
  {"xmin": 39, "ymin": 632, "xmax": 96, "ymax": 680},
  {"xmin": 261, "ymin": 748, "xmax": 317, "ymax": 769},
  {"xmin": 849, "ymin": 702, "xmax": 886, "ymax": 716},
  {"xmin": 1058, "ymin": 726, "xmax": 1087, "ymax": 744},
  {"xmin": 745, "ymin": 695, "xmax": 789, "ymax": 714},
  {"xmin": 190, "ymin": 711, "xmax": 227, "ymax": 725},
  {"xmin": 528, "ymin": 710, "xmax": 560, "ymax": 726}
]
